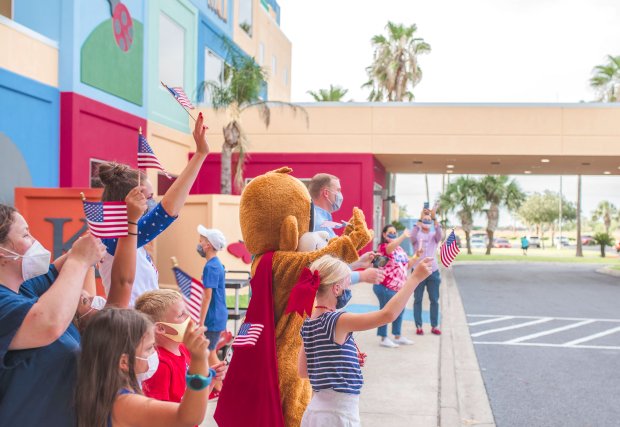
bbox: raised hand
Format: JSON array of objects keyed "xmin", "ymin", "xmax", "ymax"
[
  {"xmin": 70, "ymin": 233, "xmax": 106, "ymax": 266},
  {"xmin": 183, "ymin": 320, "xmax": 210, "ymax": 362},
  {"xmin": 192, "ymin": 112, "xmax": 210, "ymax": 156},
  {"xmin": 125, "ymin": 186, "xmax": 147, "ymax": 222},
  {"xmin": 412, "ymin": 257, "xmax": 433, "ymax": 282}
]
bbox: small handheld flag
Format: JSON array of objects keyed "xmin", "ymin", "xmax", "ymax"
[
  {"xmin": 161, "ymin": 81, "xmax": 197, "ymax": 121},
  {"xmin": 172, "ymin": 264, "xmax": 204, "ymax": 323},
  {"xmin": 138, "ymin": 132, "xmax": 171, "ymax": 178},
  {"xmin": 82, "ymin": 200, "xmax": 128, "ymax": 239},
  {"xmin": 232, "ymin": 322, "xmax": 264, "ymax": 347},
  {"xmin": 440, "ymin": 229, "xmax": 460, "ymax": 268}
]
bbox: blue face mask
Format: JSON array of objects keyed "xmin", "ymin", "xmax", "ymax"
[
  {"xmin": 386, "ymin": 233, "xmax": 397, "ymax": 239},
  {"xmin": 336, "ymin": 289, "xmax": 352, "ymax": 309},
  {"xmin": 330, "ymin": 191, "xmax": 343, "ymax": 213},
  {"xmin": 196, "ymin": 244, "xmax": 206, "ymax": 258},
  {"xmin": 422, "ymin": 219, "xmax": 433, "ymax": 226}
]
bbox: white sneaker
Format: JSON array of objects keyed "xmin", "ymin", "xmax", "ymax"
[
  {"xmin": 379, "ymin": 337, "xmax": 400, "ymax": 348},
  {"xmin": 393, "ymin": 336, "xmax": 414, "ymax": 345}
]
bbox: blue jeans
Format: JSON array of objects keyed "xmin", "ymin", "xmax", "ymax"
[
  {"xmin": 413, "ymin": 270, "xmax": 441, "ymax": 328},
  {"xmin": 373, "ymin": 284, "xmax": 404, "ymax": 337}
]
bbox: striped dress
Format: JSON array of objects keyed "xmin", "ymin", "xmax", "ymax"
[{"xmin": 300, "ymin": 311, "xmax": 363, "ymax": 395}]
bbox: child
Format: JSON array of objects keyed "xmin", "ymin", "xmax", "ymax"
[
  {"xmin": 135, "ymin": 289, "xmax": 202, "ymax": 403},
  {"xmin": 75, "ymin": 308, "xmax": 223, "ymax": 427},
  {"xmin": 196, "ymin": 225, "xmax": 228, "ymax": 399},
  {"xmin": 297, "ymin": 255, "xmax": 433, "ymax": 426}
]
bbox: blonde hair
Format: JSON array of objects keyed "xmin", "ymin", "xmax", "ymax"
[
  {"xmin": 308, "ymin": 255, "xmax": 350, "ymax": 295},
  {"xmin": 135, "ymin": 289, "xmax": 182, "ymax": 322}
]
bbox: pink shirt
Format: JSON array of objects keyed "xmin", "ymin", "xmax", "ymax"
[{"xmin": 378, "ymin": 243, "xmax": 409, "ymax": 291}]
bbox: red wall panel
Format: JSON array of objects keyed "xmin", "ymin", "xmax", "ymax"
[{"xmin": 60, "ymin": 92, "xmax": 146, "ymax": 187}]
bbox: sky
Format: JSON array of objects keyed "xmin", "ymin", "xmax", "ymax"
[{"xmin": 278, "ymin": 0, "xmax": 620, "ymax": 226}]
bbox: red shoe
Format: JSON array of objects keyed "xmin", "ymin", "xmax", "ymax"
[
  {"xmin": 416, "ymin": 328, "xmax": 424, "ymax": 335},
  {"xmin": 209, "ymin": 389, "xmax": 221, "ymax": 401},
  {"xmin": 431, "ymin": 327, "xmax": 442, "ymax": 335}
]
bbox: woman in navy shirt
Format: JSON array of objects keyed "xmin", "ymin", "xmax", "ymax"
[{"xmin": 0, "ymin": 204, "xmax": 106, "ymax": 427}]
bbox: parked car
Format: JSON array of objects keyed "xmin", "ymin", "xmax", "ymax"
[
  {"xmin": 470, "ymin": 237, "xmax": 486, "ymax": 248},
  {"xmin": 493, "ymin": 238, "xmax": 511, "ymax": 248},
  {"xmin": 529, "ymin": 236, "xmax": 541, "ymax": 248},
  {"xmin": 553, "ymin": 236, "xmax": 570, "ymax": 246},
  {"xmin": 581, "ymin": 235, "xmax": 596, "ymax": 246}
]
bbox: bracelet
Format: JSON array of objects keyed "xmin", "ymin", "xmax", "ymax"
[
  {"xmin": 128, "ymin": 221, "xmax": 138, "ymax": 226},
  {"xmin": 127, "ymin": 231, "xmax": 138, "ymax": 236}
]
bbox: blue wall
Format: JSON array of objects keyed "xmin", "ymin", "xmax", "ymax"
[
  {"xmin": 190, "ymin": 0, "xmax": 233, "ymax": 37},
  {"xmin": 13, "ymin": 0, "xmax": 62, "ymax": 41},
  {"xmin": 0, "ymin": 68, "xmax": 59, "ymax": 195}
]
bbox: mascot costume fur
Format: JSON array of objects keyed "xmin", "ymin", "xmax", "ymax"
[{"xmin": 214, "ymin": 167, "xmax": 372, "ymax": 427}]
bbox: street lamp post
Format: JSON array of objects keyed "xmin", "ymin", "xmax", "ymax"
[{"xmin": 557, "ymin": 175, "xmax": 563, "ymax": 250}]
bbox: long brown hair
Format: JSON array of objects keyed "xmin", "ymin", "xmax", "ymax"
[
  {"xmin": 0, "ymin": 204, "xmax": 16, "ymax": 244},
  {"xmin": 97, "ymin": 162, "xmax": 147, "ymax": 202},
  {"xmin": 75, "ymin": 308, "xmax": 152, "ymax": 427}
]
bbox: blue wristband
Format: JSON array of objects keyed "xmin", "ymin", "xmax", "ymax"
[{"xmin": 186, "ymin": 368, "xmax": 217, "ymax": 391}]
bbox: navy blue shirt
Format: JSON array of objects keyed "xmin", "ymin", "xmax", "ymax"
[
  {"xmin": 0, "ymin": 266, "xmax": 81, "ymax": 427},
  {"xmin": 202, "ymin": 257, "xmax": 227, "ymax": 331}
]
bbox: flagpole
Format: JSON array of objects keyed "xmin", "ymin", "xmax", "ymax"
[
  {"xmin": 171, "ymin": 256, "xmax": 179, "ymax": 268},
  {"xmin": 137, "ymin": 127, "xmax": 142, "ymax": 187},
  {"xmin": 80, "ymin": 192, "xmax": 86, "ymax": 202},
  {"xmin": 160, "ymin": 81, "xmax": 198, "ymax": 122}
]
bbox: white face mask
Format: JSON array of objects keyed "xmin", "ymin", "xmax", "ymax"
[
  {"xmin": 136, "ymin": 351, "xmax": 159, "ymax": 383},
  {"xmin": 0, "ymin": 240, "xmax": 51, "ymax": 281},
  {"xmin": 79, "ymin": 295, "xmax": 107, "ymax": 320}
]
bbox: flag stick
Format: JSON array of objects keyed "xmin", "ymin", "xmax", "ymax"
[
  {"xmin": 171, "ymin": 256, "xmax": 179, "ymax": 268},
  {"xmin": 160, "ymin": 81, "xmax": 198, "ymax": 122},
  {"xmin": 137, "ymin": 126, "xmax": 142, "ymax": 187},
  {"xmin": 80, "ymin": 192, "xmax": 86, "ymax": 202}
]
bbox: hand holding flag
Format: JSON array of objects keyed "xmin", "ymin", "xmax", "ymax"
[
  {"xmin": 161, "ymin": 81, "xmax": 197, "ymax": 121},
  {"xmin": 82, "ymin": 199, "xmax": 128, "ymax": 239}
]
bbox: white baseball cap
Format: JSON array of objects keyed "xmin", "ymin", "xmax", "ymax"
[{"xmin": 197, "ymin": 225, "xmax": 227, "ymax": 251}]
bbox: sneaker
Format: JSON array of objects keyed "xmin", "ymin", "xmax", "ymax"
[
  {"xmin": 393, "ymin": 336, "xmax": 414, "ymax": 345},
  {"xmin": 416, "ymin": 327, "xmax": 424, "ymax": 335},
  {"xmin": 209, "ymin": 389, "xmax": 221, "ymax": 401},
  {"xmin": 431, "ymin": 327, "xmax": 442, "ymax": 335},
  {"xmin": 379, "ymin": 337, "xmax": 400, "ymax": 348}
]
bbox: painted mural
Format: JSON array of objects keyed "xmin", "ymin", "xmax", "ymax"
[{"xmin": 80, "ymin": 0, "xmax": 143, "ymax": 105}]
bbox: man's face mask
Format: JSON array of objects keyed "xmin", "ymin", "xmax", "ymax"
[
  {"xmin": 327, "ymin": 189, "xmax": 343, "ymax": 213},
  {"xmin": 158, "ymin": 316, "xmax": 191, "ymax": 343}
]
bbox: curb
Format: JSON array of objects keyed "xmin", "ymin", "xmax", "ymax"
[
  {"xmin": 438, "ymin": 267, "xmax": 496, "ymax": 426},
  {"xmin": 597, "ymin": 267, "xmax": 620, "ymax": 278}
]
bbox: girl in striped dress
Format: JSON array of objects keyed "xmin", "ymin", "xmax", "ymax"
[{"xmin": 298, "ymin": 255, "xmax": 433, "ymax": 426}]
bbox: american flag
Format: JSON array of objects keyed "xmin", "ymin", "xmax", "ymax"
[
  {"xmin": 138, "ymin": 134, "xmax": 170, "ymax": 178},
  {"xmin": 232, "ymin": 323, "xmax": 264, "ymax": 347},
  {"xmin": 166, "ymin": 85, "xmax": 195, "ymax": 109},
  {"xmin": 172, "ymin": 266, "xmax": 204, "ymax": 323},
  {"xmin": 440, "ymin": 229, "xmax": 461, "ymax": 268},
  {"xmin": 82, "ymin": 201, "xmax": 128, "ymax": 239}
]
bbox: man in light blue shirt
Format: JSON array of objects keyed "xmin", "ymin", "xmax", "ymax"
[{"xmin": 308, "ymin": 173, "xmax": 383, "ymax": 284}]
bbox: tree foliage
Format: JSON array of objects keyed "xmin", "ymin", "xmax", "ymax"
[
  {"xmin": 590, "ymin": 55, "xmax": 620, "ymax": 102},
  {"xmin": 307, "ymin": 84, "xmax": 349, "ymax": 102},
  {"xmin": 591, "ymin": 200, "xmax": 618, "ymax": 235},
  {"xmin": 593, "ymin": 232, "xmax": 615, "ymax": 257},
  {"xmin": 440, "ymin": 176, "xmax": 483, "ymax": 254}
]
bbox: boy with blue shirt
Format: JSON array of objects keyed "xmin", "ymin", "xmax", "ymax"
[{"xmin": 197, "ymin": 225, "xmax": 227, "ymax": 400}]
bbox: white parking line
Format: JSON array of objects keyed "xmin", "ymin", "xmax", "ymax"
[
  {"xmin": 505, "ymin": 320, "xmax": 596, "ymax": 344},
  {"xmin": 468, "ymin": 316, "xmax": 514, "ymax": 327},
  {"xmin": 468, "ymin": 314, "xmax": 620, "ymax": 323},
  {"xmin": 563, "ymin": 326, "xmax": 620, "ymax": 346},
  {"xmin": 473, "ymin": 341, "xmax": 620, "ymax": 351},
  {"xmin": 471, "ymin": 318, "xmax": 553, "ymax": 338}
]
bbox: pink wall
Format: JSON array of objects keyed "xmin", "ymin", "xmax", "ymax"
[
  {"xmin": 190, "ymin": 153, "xmax": 386, "ymax": 236},
  {"xmin": 60, "ymin": 92, "xmax": 146, "ymax": 187}
]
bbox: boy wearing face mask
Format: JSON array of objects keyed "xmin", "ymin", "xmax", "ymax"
[
  {"xmin": 196, "ymin": 225, "xmax": 227, "ymax": 399},
  {"xmin": 410, "ymin": 206, "xmax": 443, "ymax": 335},
  {"xmin": 135, "ymin": 289, "xmax": 195, "ymax": 402}
]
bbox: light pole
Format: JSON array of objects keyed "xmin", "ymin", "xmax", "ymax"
[{"xmin": 557, "ymin": 175, "xmax": 563, "ymax": 250}]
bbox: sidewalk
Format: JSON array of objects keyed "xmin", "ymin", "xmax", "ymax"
[{"xmin": 202, "ymin": 268, "xmax": 495, "ymax": 426}]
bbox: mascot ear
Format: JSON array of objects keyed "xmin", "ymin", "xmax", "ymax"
[
  {"xmin": 280, "ymin": 215, "xmax": 299, "ymax": 251},
  {"xmin": 272, "ymin": 167, "xmax": 293, "ymax": 174}
]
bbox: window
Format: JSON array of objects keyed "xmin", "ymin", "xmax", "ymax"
[
  {"xmin": 159, "ymin": 12, "xmax": 185, "ymax": 88},
  {"xmin": 283, "ymin": 67, "xmax": 288, "ymax": 86},
  {"xmin": 203, "ymin": 49, "xmax": 225, "ymax": 103},
  {"xmin": 207, "ymin": 0, "xmax": 227, "ymax": 22},
  {"xmin": 238, "ymin": 0, "xmax": 252, "ymax": 36},
  {"xmin": 258, "ymin": 42, "xmax": 264, "ymax": 65},
  {"xmin": 271, "ymin": 55, "xmax": 277, "ymax": 76}
]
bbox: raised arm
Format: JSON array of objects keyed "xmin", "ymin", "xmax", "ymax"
[
  {"xmin": 385, "ymin": 229, "xmax": 410, "ymax": 255},
  {"xmin": 9, "ymin": 234, "xmax": 106, "ymax": 350},
  {"xmin": 434, "ymin": 221, "xmax": 443, "ymax": 243},
  {"xmin": 334, "ymin": 258, "xmax": 433, "ymax": 344},
  {"xmin": 160, "ymin": 114, "xmax": 209, "ymax": 217},
  {"xmin": 107, "ymin": 187, "xmax": 146, "ymax": 308}
]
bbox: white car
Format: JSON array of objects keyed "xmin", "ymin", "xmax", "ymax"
[
  {"xmin": 554, "ymin": 236, "xmax": 570, "ymax": 246},
  {"xmin": 470, "ymin": 237, "xmax": 486, "ymax": 248}
]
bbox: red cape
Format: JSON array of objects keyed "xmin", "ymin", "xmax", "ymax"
[{"xmin": 214, "ymin": 251, "xmax": 284, "ymax": 427}]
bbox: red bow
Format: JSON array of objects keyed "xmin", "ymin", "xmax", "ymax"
[{"xmin": 285, "ymin": 267, "xmax": 320, "ymax": 317}]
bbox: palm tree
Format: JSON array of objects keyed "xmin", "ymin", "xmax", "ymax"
[
  {"xmin": 440, "ymin": 176, "xmax": 484, "ymax": 254},
  {"xmin": 593, "ymin": 232, "xmax": 615, "ymax": 258},
  {"xmin": 590, "ymin": 55, "xmax": 620, "ymax": 102},
  {"xmin": 200, "ymin": 48, "xmax": 307, "ymax": 194},
  {"xmin": 307, "ymin": 84, "xmax": 349, "ymax": 102},
  {"xmin": 478, "ymin": 176, "xmax": 526, "ymax": 255},
  {"xmin": 592, "ymin": 200, "xmax": 618, "ymax": 234},
  {"xmin": 362, "ymin": 22, "xmax": 431, "ymax": 102}
]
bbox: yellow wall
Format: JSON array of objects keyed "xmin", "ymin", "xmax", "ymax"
[
  {"xmin": 0, "ymin": 16, "xmax": 58, "ymax": 87},
  {"xmin": 156, "ymin": 194, "xmax": 249, "ymax": 288},
  {"xmin": 232, "ymin": 0, "xmax": 291, "ymax": 101}
]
